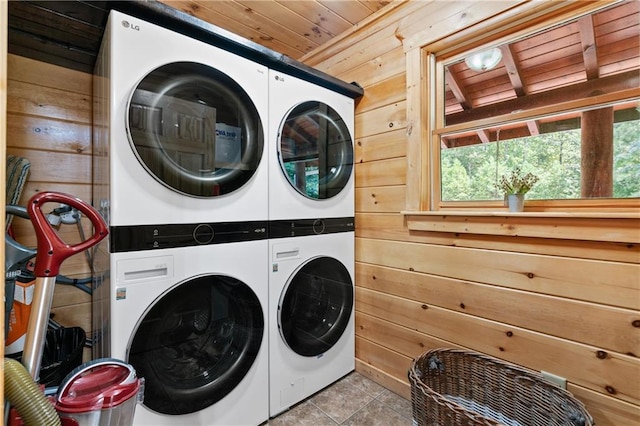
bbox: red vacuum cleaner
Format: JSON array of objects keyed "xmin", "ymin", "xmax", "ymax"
[{"xmin": 4, "ymin": 192, "xmax": 143, "ymax": 426}]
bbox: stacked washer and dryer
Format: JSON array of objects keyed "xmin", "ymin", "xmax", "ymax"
[
  {"xmin": 93, "ymin": 10, "xmax": 270, "ymax": 425},
  {"xmin": 267, "ymin": 72, "xmax": 356, "ymax": 417},
  {"xmin": 92, "ymin": 8, "xmax": 358, "ymax": 426}
]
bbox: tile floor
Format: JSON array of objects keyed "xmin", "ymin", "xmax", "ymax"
[{"xmin": 265, "ymin": 371, "xmax": 414, "ymax": 425}]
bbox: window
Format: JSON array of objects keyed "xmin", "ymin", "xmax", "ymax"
[
  {"xmin": 440, "ymin": 104, "xmax": 639, "ymax": 202},
  {"xmin": 407, "ymin": 0, "xmax": 640, "ymax": 212}
]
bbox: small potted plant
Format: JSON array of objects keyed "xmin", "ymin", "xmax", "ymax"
[{"xmin": 496, "ymin": 167, "xmax": 539, "ymax": 211}]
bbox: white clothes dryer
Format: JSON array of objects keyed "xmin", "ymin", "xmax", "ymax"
[
  {"xmin": 268, "ymin": 231, "xmax": 354, "ymax": 417},
  {"xmin": 92, "ymin": 227, "xmax": 268, "ymax": 425},
  {"xmin": 268, "ymin": 70, "xmax": 355, "ymax": 222},
  {"xmin": 94, "ymin": 10, "xmax": 268, "ymax": 227}
]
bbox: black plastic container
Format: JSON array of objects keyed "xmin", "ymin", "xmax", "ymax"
[{"xmin": 39, "ymin": 326, "xmax": 86, "ymax": 387}]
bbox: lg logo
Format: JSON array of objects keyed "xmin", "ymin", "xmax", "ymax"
[{"xmin": 122, "ymin": 20, "xmax": 140, "ymax": 31}]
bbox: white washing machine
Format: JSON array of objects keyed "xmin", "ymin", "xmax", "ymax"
[
  {"xmin": 92, "ymin": 226, "xmax": 268, "ymax": 426},
  {"xmin": 268, "ymin": 70, "xmax": 355, "ymax": 223},
  {"xmin": 94, "ymin": 10, "xmax": 268, "ymax": 227},
  {"xmin": 268, "ymin": 231, "xmax": 355, "ymax": 417}
]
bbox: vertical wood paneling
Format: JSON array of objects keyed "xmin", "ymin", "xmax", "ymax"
[
  {"xmin": 303, "ymin": 1, "xmax": 640, "ymax": 423},
  {"xmin": 2, "ymin": 3, "xmax": 9, "ymax": 396},
  {"xmin": 405, "ymin": 47, "xmax": 428, "ymax": 211}
]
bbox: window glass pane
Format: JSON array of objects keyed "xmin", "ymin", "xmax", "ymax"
[
  {"xmin": 438, "ymin": 1, "xmax": 639, "ymax": 203},
  {"xmin": 440, "ymin": 106, "xmax": 640, "ymax": 201},
  {"xmin": 444, "ymin": 2, "xmax": 639, "ymax": 127}
]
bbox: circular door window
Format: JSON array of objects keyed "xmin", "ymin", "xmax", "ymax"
[
  {"xmin": 127, "ymin": 62, "xmax": 264, "ymax": 197},
  {"xmin": 278, "ymin": 256, "xmax": 353, "ymax": 357},
  {"xmin": 128, "ymin": 275, "xmax": 264, "ymax": 415},
  {"xmin": 278, "ymin": 101, "xmax": 353, "ymax": 200}
]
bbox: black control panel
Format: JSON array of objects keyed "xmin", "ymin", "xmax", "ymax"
[
  {"xmin": 110, "ymin": 221, "xmax": 268, "ymax": 252},
  {"xmin": 110, "ymin": 217, "xmax": 354, "ymax": 252},
  {"xmin": 269, "ymin": 217, "xmax": 354, "ymax": 239}
]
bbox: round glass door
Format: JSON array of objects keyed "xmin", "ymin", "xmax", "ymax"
[
  {"xmin": 278, "ymin": 256, "xmax": 353, "ymax": 357},
  {"xmin": 278, "ymin": 101, "xmax": 353, "ymax": 199},
  {"xmin": 127, "ymin": 62, "xmax": 264, "ymax": 197},
  {"xmin": 128, "ymin": 275, "xmax": 264, "ymax": 415}
]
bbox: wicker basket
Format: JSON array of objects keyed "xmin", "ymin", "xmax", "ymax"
[{"xmin": 409, "ymin": 348, "xmax": 594, "ymax": 426}]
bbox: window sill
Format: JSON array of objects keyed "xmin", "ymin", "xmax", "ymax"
[{"xmin": 402, "ymin": 210, "xmax": 640, "ymax": 243}]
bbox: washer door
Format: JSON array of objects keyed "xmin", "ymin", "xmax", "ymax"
[
  {"xmin": 278, "ymin": 256, "xmax": 353, "ymax": 357},
  {"xmin": 278, "ymin": 101, "xmax": 353, "ymax": 199},
  {"xmin": 128, "ymin": 275, "xmax": 264, "ymax": 415},
  {"xmin": 127, "ymin": 62, "xmax": 264, "ymax": 197}
]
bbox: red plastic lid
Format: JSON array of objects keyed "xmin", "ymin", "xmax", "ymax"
[{"xmin": 55, "ymin": 361, "xmax": 141, "ymax": 413}]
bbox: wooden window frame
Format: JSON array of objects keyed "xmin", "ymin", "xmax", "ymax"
[{"xmin": 403, "ymin": 0, "xmax": 640, "ymax": 217}]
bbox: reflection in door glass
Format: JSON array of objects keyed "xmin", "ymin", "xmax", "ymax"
[
  {"xmin": 128, "ymin": 275, "xmax": 264, "ymax": 415},
  {"xmin": 279, "ymin": 101, "xmax": 353, "ymax": 200},
  {"xmin": 279, "ymin": 256, "xmax": 353, "ymax": 357},
  {"xmin": 128, "ymin": 62, "xmax": 263, "ymax": 198}
]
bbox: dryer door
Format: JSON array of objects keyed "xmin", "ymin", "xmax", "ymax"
[
  {"xmin": 278, "ymin": 101, "xmax": 353, "ymax": 199},
  {"xmin": 278, "ymin": 256, "xmax": 353, "ymax": 357},
  {"xmin": 128, "ymin": 274, "xmax": 264, "ymax": 415},
  {"xmin": 127, "ymin": 62, "xmax": 264, "ymax": 197}
]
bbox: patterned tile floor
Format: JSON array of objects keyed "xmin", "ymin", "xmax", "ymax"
[{"xmin": 265, "ymin": 372, "xmax": 414, "ymax": 425}]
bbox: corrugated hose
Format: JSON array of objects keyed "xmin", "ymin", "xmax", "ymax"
[{"xmin": 3, "ymin": 358, "xmax": 61, "ymax": 426}]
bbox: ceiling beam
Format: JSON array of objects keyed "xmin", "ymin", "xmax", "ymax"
[
  {"xmin": 500, "ymin": 44, "xmax": 526, "ymax": 97},
  {"xmin": 578, "ymin": 14, "xmax": 599, "ymax": 80},
  {"xmin": 526, "ymin": 120, "xmax": 540, "ymax": 136},
  {"xmin": 500, "ymin": 44, "xmax": 542, "ymax": 136},
  {"xmin": 446, "ymin": 69, "xmax": 639, "ymax": 125},
  {"xmin": 477, "ymin": 129, "xmax": 491, "ymax": 143},
  {"xmin": 445, "ymin": 67, "xmax": 471, "ymax": 110}
]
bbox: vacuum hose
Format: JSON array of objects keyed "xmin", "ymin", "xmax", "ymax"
[{"xmin": 3, "ymin": 358, "xmax": 61, "ymax": 426}]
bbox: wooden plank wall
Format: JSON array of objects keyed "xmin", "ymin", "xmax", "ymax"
[
  {"xmin": 6, "ymin": 54, "xmax": 93, "ymax": 348},
  {"xmin": 301, "ymin": 1, "xmax": 640, "ymax": 425},
  {"xmin": 4, "ymin": 2, "xmax": 639, "ymax": 424},
  {"xmin": 2, "ymin": 2, "xmax": 8, "ymax": 417}
]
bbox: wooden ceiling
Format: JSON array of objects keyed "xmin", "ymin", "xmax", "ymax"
[
  {"xmin": 7, "ymin": 0, "xmax": 638, "ymax": 142},
  {"xmin": 443, "ymin": 0, "xmax": 640, "ymax": 148},
  {"xmin": 7, "ymin": 0, "xmax": 389, "ymax": 74},
  {"xmin": 158, "ymin": 0, "xmax": 390, "ymax": 60}
]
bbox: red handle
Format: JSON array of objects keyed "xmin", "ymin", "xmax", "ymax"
[{"xmin": 27, "ymin": 192, "xmax": 108, "ymax": 277}]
